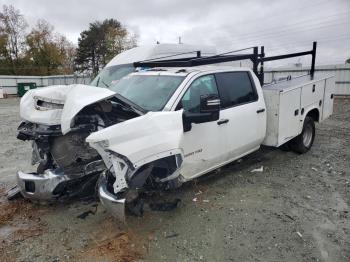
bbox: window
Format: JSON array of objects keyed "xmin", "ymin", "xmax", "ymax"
[
  {"xmin": 215, "ymin": 72, "xmax": 257, "ymax": 108},
  {"xmin": 178, "ymin": 75, "xmax": 219, "ymax": 113},
  {"xmin": 110, "ymin": 74, "xmax": 185, "ymax": 111}
]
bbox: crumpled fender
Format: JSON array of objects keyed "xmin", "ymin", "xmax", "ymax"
[
  {"xmin": 20, "ymin": 84, "xmax": 116, "ymax": 134},
  {"xmin": 86, "ymin": 110, "xmax": 184, "ymax": 168}
]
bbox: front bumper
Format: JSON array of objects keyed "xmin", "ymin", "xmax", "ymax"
[
  {"xmin": 16, "ymin": 160, "xmax": 106, "ymax": 200},
  {"xmin": 16, "ymin": 169, "xmax": 68, "ymax": 200},
  {"xmin": 98, "ymin": 175, "xmax": 126, "ymax": 222}
]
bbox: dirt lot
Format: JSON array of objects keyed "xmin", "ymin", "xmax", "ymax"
[{"xmin": 0, "ymin": 97, "xmax": 349, "ymax": 262}]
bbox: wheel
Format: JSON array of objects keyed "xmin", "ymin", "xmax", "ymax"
[{"xmin": 290, "ymin": 116, "xmax": 315, "ymax": 154}]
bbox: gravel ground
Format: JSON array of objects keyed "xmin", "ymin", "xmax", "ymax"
[{"xmin": 0, "ymin": 97, "xmax": 349, "ymax": 262}]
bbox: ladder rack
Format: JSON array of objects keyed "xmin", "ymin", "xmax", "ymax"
[{"xmin": 133, "ymin": 42, "xmax": 317, "ymax": 85}]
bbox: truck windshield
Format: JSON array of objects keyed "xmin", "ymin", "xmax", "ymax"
[
  {"xmin": 110, "ymin": 74, "xmax": 185, "ymax": 111},
  {"xmin": 90, "ymin": 64, "xmax": 135, "ymax": 87}
]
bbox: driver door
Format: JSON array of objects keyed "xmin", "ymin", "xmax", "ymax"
[{"xmin": 176, "ymin": 74, "xmax": 229, "ymax": 180}]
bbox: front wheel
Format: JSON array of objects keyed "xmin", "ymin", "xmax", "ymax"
[{"xmin": 290, "ymin": 116, "xmax": 315, "ymax": 154}]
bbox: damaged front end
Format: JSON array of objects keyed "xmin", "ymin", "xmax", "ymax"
[
  {"xmin": 87, "ymin": 110, "xmax": 185, "ymax": 221},
  {"xmin": 13, "ymin": 85, "xmax": 143, "ymax": 201},
  {"xmin": 96, "ymin": 150, "xmax": 183, "ymax": 222},
  {"xmin": 15, "ymin": 115, "xmax": 107, "ymax": 200}
]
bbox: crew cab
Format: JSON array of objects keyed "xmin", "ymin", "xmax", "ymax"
[{"xmin": 86, "ymin": 65, "xmax": 335, "ymax": 221}]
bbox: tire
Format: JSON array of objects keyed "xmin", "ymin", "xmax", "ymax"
[
  {"xmin": 290, "ymin": 116, "xmax": 315, "ymax": 154},
  {"xmin": 279, "ymin": 142, "xmax": 291, "ymax": 151}
]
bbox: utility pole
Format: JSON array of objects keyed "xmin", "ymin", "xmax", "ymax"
[{"xmin": 178, "ymin": 36, "xmax": 182, "ymax": 44}]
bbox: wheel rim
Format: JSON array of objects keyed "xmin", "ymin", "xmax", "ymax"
[{"xmin": 302, "ymin": 124, "xmax": 313, "ymax": 147}]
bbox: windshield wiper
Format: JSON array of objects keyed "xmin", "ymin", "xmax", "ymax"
[
  {"xmin": 95, "ymin": 77, "xmax": 109, "ymax": 88},
  {"xmin": 101, "ymin": 80, "xmax": 110, "ymax": 88}
]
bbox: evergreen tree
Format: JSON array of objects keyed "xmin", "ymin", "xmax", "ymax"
[{"xmin": 75, "ymin": 19, "xmax": 137, "ymax": 75}]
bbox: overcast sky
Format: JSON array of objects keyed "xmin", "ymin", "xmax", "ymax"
[{"xmin": 2, "ymin": 0, "xmax": 350, "ymax": 66}]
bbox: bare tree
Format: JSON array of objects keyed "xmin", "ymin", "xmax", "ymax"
[{"xmin": 0, "ymin": 4, "xmax": 28, "ymax": 62}]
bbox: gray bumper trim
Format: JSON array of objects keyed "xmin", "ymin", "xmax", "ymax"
[
  {"xmin": 98, "ymin": 177, "xmax": 126, "ymax": 222},
  {"xmin": 16, "ymin": 169, "xmax": 68, "ymax": 200},
  {"xmin": 16, "ymin": 160, "xmax": 105, "ymax": 200}
]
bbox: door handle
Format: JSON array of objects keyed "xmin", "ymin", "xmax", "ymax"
[
  {"xmin": 217, "ymin": 119, "xmax": 229, "ymax": 125},
  {"xmin": 257, "ymin": 108, "xmax": 265, "ymax": 114}
]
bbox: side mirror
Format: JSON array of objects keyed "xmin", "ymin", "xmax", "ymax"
[
  {"xmin": 200, "ymin": 94, "xmax": 220, "ymax": 113},
  {"xmin": 183, "ymin": 94, "xmax": 220, "ymax": 132}
]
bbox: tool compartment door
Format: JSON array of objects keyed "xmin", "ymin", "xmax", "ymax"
[
  {"xmin": 300, "ymin": 80, "xmax": 325, "ymax": 117},
  {"xmin": 321, "ymin": 77, "xmax": 335, "ymax": 121},
  {"xmin": 278, "ymin": 88, "xmax": 302, "ymax": 145}
]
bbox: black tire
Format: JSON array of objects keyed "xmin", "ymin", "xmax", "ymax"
[
  {"xmin": 279, "ymin": 142, "xmax": 291, "ymax": 151},
  {"xmin": 290, "ymin": 116, "xmax": 315, "ymax": 154}
]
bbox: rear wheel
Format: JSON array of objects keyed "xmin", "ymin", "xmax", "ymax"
[{"xmin": 290, "ymin": 116, "xmax": 315, "ymax": 154}]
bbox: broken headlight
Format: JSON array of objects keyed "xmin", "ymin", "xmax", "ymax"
[{"xmin": 34, "ymin": 96, "xmax": 64, "ymax": 110}]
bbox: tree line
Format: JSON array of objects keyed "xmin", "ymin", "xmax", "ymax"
[{"xmin": 0, "ymin": 5, "xmax": 137, "ymax": 76}]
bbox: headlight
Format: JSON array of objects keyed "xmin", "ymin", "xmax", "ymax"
[{"xmin": 34, "ymin": 96, "xmax": 64, "ymax": 110}]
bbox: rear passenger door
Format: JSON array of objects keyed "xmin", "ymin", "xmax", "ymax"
[{"xmin": 215, "ymin": 71, "xmax": 266, "ymax": 161}]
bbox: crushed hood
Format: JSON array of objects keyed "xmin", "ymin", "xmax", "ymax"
[
  {"xmin": 86, "ymin": 110, "xmax": 184, "ymax": 167},
  {"xmin": 20, "ymin": 84, "xmax": 116, "ymax": 134}
]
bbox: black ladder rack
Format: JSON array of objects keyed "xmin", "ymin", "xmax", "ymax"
[{"xmin": 133, "ymin": 42, "xmax": 317, "ymax": 85}]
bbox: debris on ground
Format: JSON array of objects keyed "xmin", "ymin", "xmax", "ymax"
[
  {"xmin": 6, "ymin": 185, "xmax": 22, "ymax": 200},
  {"xmin": 250, "ymin": 166, "xmax": 264, "ymax": 172},
  {"xmin": 77, "ymin": 204, "xmax": 98, "ymax": 219},
  {"xmin": 77, "ymin": 210, "xmax": 96, "ymax": 219},
  {"xmin": 296, "ymin": 231, "xmax": 303, "ymax": 238},
  {"xmin": 311, "ymin": 167, "xmax": 318, "ymax": 172},
  {"xmin": 165, "ymin": 233, "xmax": 179, "ymax": 239},
  {"xmin": 149, "ymin": 199, "xmax": 181, "ymax": 212}
]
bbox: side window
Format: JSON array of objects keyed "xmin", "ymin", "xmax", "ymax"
[
  {"xmin": 177, "ymin": 75, "xmax": 218, "ymax": 113},
  {"xmin": 215, "ymin": 72, "xmax": 258, "ymax": 109}
]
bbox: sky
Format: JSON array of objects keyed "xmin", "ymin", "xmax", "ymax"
[{"xmin": 2, "ymin": 0, "xmax": 350, "ymax": 66}]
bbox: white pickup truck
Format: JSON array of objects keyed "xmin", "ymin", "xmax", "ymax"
[
  {"xmin": 12, "ymin": 42, "xmax": 335, "ymax": 222},
  {"xmin": 86, "ymin": 64, "xmax": 334, "ymax": 221}
]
